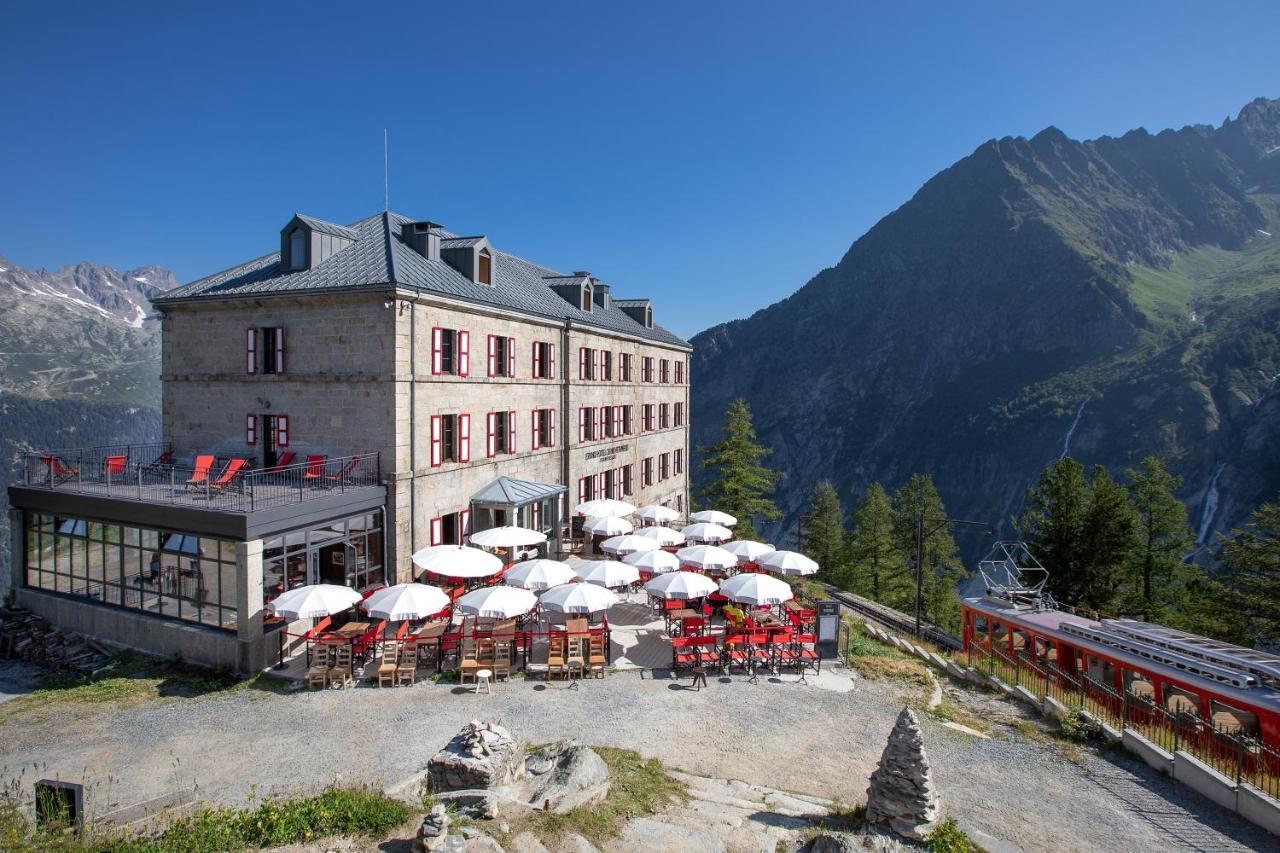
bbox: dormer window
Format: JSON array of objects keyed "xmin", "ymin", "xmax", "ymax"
[
  {"xmin": 581, "ymin": 284, "xmax": 592, "ymax": 312},
  {"xmin": 478, "ymin": 249, "xmax": 492, "ymax": 285},
  {"xmin": 288, "ymin": 228, "xmax": 306, "ymax": 270}
]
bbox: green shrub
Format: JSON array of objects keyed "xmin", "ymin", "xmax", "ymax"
[
  {"xmin": 926, "ymin": 817, "xmax": 975, "ymax": 853},
  {"xmin": 1058, "ymin": 709, "xmax": 1102, "ymax": 743}
]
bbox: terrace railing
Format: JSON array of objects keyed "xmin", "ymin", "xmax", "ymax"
[{"xmin": 22, "ymin": 445, "xmax": 382, "ymax": 514}]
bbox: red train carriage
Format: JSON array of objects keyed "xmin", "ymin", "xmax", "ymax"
[{"xmin": 960, "ymin": 595, "xmax": 1280, "ymax": 749}]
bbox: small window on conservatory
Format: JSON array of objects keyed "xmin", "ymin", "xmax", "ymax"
[
  {"xmin": 478, "ymin": 249, "xmax": 493, "ymax": 285},
  {"xmin": 288, "ymin": 228, "xmax": 306, "ymax": 270}
]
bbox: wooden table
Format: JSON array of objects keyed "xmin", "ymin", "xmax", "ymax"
[
  {"xmin": 415, "ymin": 622, "xmax": 449, "ymax": 671},
  {"xmin": 753, "ymin": 613, "xmax": 784, "ymax": 628},
  {"xmin": 783, "ymin": 600, "xmax": 803, "ymax": 613},
  {"xmin": 332, "ymin": 621, "xmax": 371, "ymax": 639},
  {"xmin": 669, "ymin": 609, "xmax": 698, "ymax": 623}
]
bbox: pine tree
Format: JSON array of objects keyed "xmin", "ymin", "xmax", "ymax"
[
  {"xmin": 696, "ymin": 399, "xmax": 782, "ymax": 541},
  {"xmin": 800, "ymin": 482, "xmax": 847, "ymax": 581},
  {"xmin": 1218, "ymin": 495, "xmax": 1280, "ymax": 645},
  {"xmin": 1018, "ymin": 458, "xmax": 1089, "ymax": 605},
  {"xmin": 1125, "ymin": 457, "xmax": 1193, "ymax": 622},
  {"xmin": 1078, "ymin": 465, "xmax": 1137, "ymax": 611},
  {"xmin": 846, "ymin": 482, "xmax": 907, "ymax": 606},
  {"xmin": 890, "ymin": 474, "xmax": 963, "ymax": 633}
]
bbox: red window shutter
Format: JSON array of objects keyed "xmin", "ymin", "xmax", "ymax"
[
  {"xmin": 508, "ymin": 409, "xmax": 516, "ymax": 454},
  {"xmin": 578, "ymin": 347, "xmax": 586, "ymax": 380},
  {"xmin": 458, "ymin": 331, "xmax": 470, "ymax": 376},
  {"xmin": 273, "ymin": 327, "xmax": 285, "ymax": 374},
  {"xmin": 531, "ymin": 410, "xmax": 541, "ymax": 451},
  {"xmin": 531, "ymin": 342, "xmax": 539, "ymax": 379},
  {"xmin": 430, "ymin": 415, "xmax": 442, "ymax": 467},
  {"xmin": 459, "ymin": 414, "xmax": 471, "ymax": 463},
  {"xmin": 578, "ymin": 478, "xmax": 587, "ymax": 506},
  {"xmin": 578, "ymin": 407, "xmax": 586, "ymax": 442},
  {"xmin": 430, "ymin": 517, "xmax": 443, "ymax": 546},
  {"xmin": 487, "ymin": 412, "xmax": 497, "ymax": 458},
  {"xmin": 276, "ymin": 415, "xmax": 290, "ymax": 447},
  {"xmin": 549, "ymin": 342, "xmax": 556, "ymax": 379},
  {"xmin": 507, "ymin": 338, "xmax": 515, "ymax": 377},
  {"xmin": 245, "ymin": 414, "xmax": 256, "ymax": 445},
  {"xmin": 245, "ymin": 328, "xmax": 257, "ymax": 374},
  {"xmin": 431, "ymin": 327, "xmax": 443, "ymax": 375},
  {"xmin": 487, "ymin": 335, "xmax": 496, "ymax": 377},
  {"xmin": 549, "ymin": 408, "xmax": 556, "ymax": 447},
  {"xmin": 593, "ymin": 349, "xmax": 600, "ymax": 380},
  {"xmin": 461, "ymin": 510, "xmax": 471, "ymax": 537},
  {"xmin": 599, "ymin": 406, "xmax": 608, "ymax": 437}
]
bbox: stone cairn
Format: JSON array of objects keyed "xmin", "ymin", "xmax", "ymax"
[
  {"xmin": 864, "ymin": 706, "xmax": 941, "ymax": 842},
  {"xmin": 427, "ymin": 720, "xmax": 523, "ymax": 793}
]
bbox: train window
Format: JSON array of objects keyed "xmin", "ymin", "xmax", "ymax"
[
  {"xmin": 1086, "ymin": 655, "xmax": 1115, "ymax": 687},
  {"xmin": 1122, "ymin": 670, "xmax": 1156, "ymax": 701},
  {"xmin": 1162, "ymin": 685, "xmax": 1202, "ymax": 717},
  {"xmin": 1208, "ymin": 700, "xmax": 1260, "ymax": 736},
  {"xmin": 972, "ymin": 616, "xmax": 988, "ymax": 641},
  {"xmin": 1033, "ymin": 637, "xmax": 1055, "ymax": 662},
  {"xmin": 1010, "ymin": 629, "xmax": 1030, "ymax": 652}
]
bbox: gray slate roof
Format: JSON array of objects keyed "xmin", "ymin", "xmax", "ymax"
[
  {"xmin": 294, "ymin": 213, "xmax": 358, "ymax": 240},
  {"xmin": 157, "ymin": 211, "xmax": 689, "ymax": 348},
  {"xmin": 471, "ymin": 475, "xmax": 567, "ymax": 506}
]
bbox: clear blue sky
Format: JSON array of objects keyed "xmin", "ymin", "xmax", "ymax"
[{"xmin": 2, "ymin": 1, "xmax": 1276, "ymax": 337}]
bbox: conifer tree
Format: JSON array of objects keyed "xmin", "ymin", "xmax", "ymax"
[
  {"xmin": 800, "ymin": 482, "xmax": 847, "ymax": 581},
  {"xmin": 1125, "ymin": 457, "xmax": 1193, "ymax": 622},
  {"xmin": 1218, "ymin": 495, "xmax": 1280, "ymax": 645},
  {"xmin": 697, "ymin": 399, "xmax": 781, "ymax": 540},
  {"xmin": 846, "ymin": 482, "xmax": 907, "ymax": 606},
  {"xmin": 1018, "ymin": 458, "xmax": 1089, "ymax": 605},
  {"xmin": 1078, "ymin": 465, "xmax": 1137, "ymax": 611},
  {"xmin": 890, "ymin": 474, "xmax": 963, "ymax": 632}
]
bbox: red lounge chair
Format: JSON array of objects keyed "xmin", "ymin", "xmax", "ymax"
[
  {"xmin": 208, "ymin": 458, "xmax": 248, "ymax": 493},
  {"xmin": 266, "ymin": 452, "xmax": 296, "ymax": 472},
  {"xmin": 104, "ymin": 455, "xmax": 127, "ymax": 478},
  {"xmin": 40, "ymin": 454, "xmax": 79, "ymax": 484},
  {"xmin": 326, "ymin": 455, "xmax": 361, "ymax": 484},
  {"xmin": 302, "ymin": 455, "xmax": 328, "ymax": 482},
  {"xmin": 186, "ymin": 454, "xmax": 216, "ymax": 487},
  {"xmin": 142, "ymin": 449, "xmax": 174, "ymax": 473}
]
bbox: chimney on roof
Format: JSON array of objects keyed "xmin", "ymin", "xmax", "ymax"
[
  {"xmin": 401, "ymin": 221, "xmax": 442, "ymax": 261},
  {"xmin": 573, "ymin": 271, "xmax": 590, "ymax": 277},
  {"xmin": 592, "ymin": 281, "xmax": 611, "ymax": 310}
]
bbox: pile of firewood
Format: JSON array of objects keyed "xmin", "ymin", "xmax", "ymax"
[{"xmin": 0, "ymin": 607, "xmax": 113, "ymax": 674}]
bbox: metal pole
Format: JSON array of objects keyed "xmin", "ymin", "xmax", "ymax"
[{"xmin": 914, "ymin": 513, "xmax": 924, "ymax": 634}]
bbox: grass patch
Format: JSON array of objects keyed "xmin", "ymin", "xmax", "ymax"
[
  {"xmin": 487, "ymin": 747, "xmax": 686, "ymax": 848},
  {"xmin": 920, "ymin": 695, "xmax": 992, "ymax": 735},
  {"xmin": 0, "ymin": 651, "xmax": 272, "ymax": 725},
  {"xmin": 926, "ymin": 816, "xmax": 983, "ymax": 852},
  {"xmin": 1009, "ymin": 717, "xmax": 1087, "ymax": 765},
  {"xmin": 844, "ymin": 626, "xmax": 929, "ymax": 686},
  {"xmin": 0, "ymin": 784, "xmax": 410, "ymax": 852}
]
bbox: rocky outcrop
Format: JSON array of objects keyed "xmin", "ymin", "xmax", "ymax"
[
  {"xmin": 428, "ymin": 720, "xmax": 524, "ymax": 793},
  {"xmin": 522, "ymin": 741, "xmax": 610, "ymax": 814},
  {"xmin": 864, "ymin": 707, "xmax": 941, "ymax": 842}
]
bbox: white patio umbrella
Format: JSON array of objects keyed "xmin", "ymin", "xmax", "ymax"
[
  {"xmin": 469, "ymin": 525, "xmax": 547, "ymax": 548},
  {"xmin": 582, "ymin": 515, "xmax": 634, "ymax": 536},
  {"xmin": 758, "ymin": 550, "xmax": 820, "ymax": 576},
  {"xmin": 266, "ymin": 584, "xmax": 362, "ymax": 619},
  {"xmin": 636, "ymin": 504, "xmax": 680, "ymax": 524},
  {"xmin": 362, "ymin": 583, "xmax": 450, "ymax": 621},
  {"xmin": 722, "ymin": 540, "xmax": 775, "ymax": 564},
  {"xmin": 623, "ymin": 548, "xmax": 681, "ymax": 574},
  {"xmin": 720, "ymin": 572, "xmax": 795, "ymax": 607},
  {"xmin": 539, "ymin": 582, "xmax": 619, "ymax": 615},
  {"xmin": 681, "ymin": 522, "xmax": 734, "ymax": 544},
  {"xmin": 676, "ymin": 545, "xmax": 739, "ymax": 573},
  {"xmin": 504, "ymin": 559, "xmax": 576, "ymax": 591},
  {"xmin": 600, "ymin": 534, "xmax": 660, "ymax": 557},
  {"xmin": 455, "ymin": 585, "xmax": 538, "ymax": 619},
  {"xmin": 644, "ymin": 570, "xmax": 720, "ymax": 600},
  {"xmin": 574, "ymin": 559, "xmax": 640, "ymax": 588},
  {"xmin": 690, "ymin": 509, "xmax": 738, "ymax": 527},
  {"xmin": 575, "ymin": 498, "xmax": 636, "ymax": 518},
  {"xmin": 411, "ymin": 545, "xmax": 505, "ymax": 579},
  {"xmin": 635, "ymin": 525, "xmax": 685, "ymax": 547}
]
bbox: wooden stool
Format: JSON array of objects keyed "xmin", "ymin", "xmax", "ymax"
[{"xmin": 691, "ymin": 667, "xmax": 708, "ymax": 690}]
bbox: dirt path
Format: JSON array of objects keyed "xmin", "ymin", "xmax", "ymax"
[{"xmin": 0, "ymin": 667, "xmax": 1271, "ymax": 852}]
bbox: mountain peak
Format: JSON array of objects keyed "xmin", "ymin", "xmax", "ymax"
[{"xmin": 0, "ymin": 257, "xmax": 177, "ymax": 327}]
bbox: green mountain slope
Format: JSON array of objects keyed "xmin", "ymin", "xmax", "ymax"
[{"xmin": 691, "ymin": 97, "xmax": 1280, "ymax": 557}]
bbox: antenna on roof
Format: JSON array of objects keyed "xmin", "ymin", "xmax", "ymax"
[{"xmin": 383, "ymin": 128, "xmax": 389, "ymax": 212}]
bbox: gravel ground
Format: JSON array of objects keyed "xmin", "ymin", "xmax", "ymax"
[{"xmin": 0, "ymin": 665, "xmax": 1271, "ymax": 852}]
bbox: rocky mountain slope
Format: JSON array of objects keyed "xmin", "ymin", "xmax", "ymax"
[
  {"xmin": 691, "ymin": 96, "xmax": 1280, "ymax": 557},
  {"xmin": 0, "ymin": 259, "xmax": 170, "ymax": 578}
]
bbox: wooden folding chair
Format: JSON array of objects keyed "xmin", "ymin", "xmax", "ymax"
[
  {"xmin": 587, "ymin": 634, "xmax": 607, "ymax": 678},
  {"xmin": 546, "ymin": 636, "xmax": 566, "ymax": 680},
  {"xmin": 377, "ymin": 646, "xmax": 399, "ymax": 687},
  {"xmin": 396, "ymin": 643, "xmax": 419, "ymax": 686},
  {"xmin": 328, "ymin": 644, "xmax": 354, "ymax": 688}
]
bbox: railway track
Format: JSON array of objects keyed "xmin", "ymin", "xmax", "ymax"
[{"xmin": 819, "ymin": 583, "xmax": 962, "ymax": 651}]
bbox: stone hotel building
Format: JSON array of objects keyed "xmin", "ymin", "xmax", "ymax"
[{"xmin": 5, "ymin": 211, "xmax": 691, "ymax": 671}]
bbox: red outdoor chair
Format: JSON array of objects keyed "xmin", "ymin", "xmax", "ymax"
[
  {"xmin": 723, "ymin": 633, "xmax": 751, "ymax": 673},
  {"xmin": 694, "ymin": 635, "xmax": 720, "ymax": 667},
  {"xmin": 185, "ymin": 454, "xmax": 216, "ymax": 487},
  {"xmin": 302, "ymin": 455, "xmax": 328, "ymax": 482},
  {"xmin": 267, "ymin": 451, "xmax": 296, "ymax": 472},
  {"xmin": 681, "ymin": 616, "xmax": 707, "ymax": 637},
  {"xmin": 772, "ymin": 631, "xmax": 798, "ymax": 671},
  {"xmin": 796, "ymin": 632, "xmax": 821, "ymax": 676},
  {"xmin": 142, "ymin": 448, "xmax": 174, "ymax": 473},
  {"xmin": 40, "ymin": 454, "xmax": 79, "ymax": 484},
  {"xmin": 747, "ymin": 631, "xmax": 772, "ymax": 676},
  {"xmin": 671, "ymin": 636, "xmax": 697, "ymax": 673},
  {"xmin": 326, "ymin": 455, "xmax": 361, "ymax": 485},
  {"xmin": 209, "ymin": 458, "xmax": 248, "ymax": 493},
  {"xmin": 104, "ymin": 455, "xmax": 127, "ymax": 478}
]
